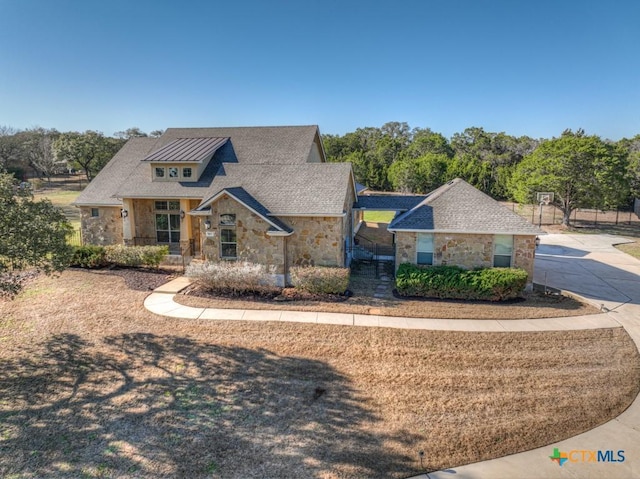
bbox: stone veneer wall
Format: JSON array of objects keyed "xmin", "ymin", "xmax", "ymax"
[
  {"xmin": 395, "ymin": 231, "xmax": 417, "ymax": 270},
  {"xmin": 513, "ymin": 235, "xmax": 536, "ymax": 282},
  {"xmin": 435, "ymin": 233, "xmax": 493, "ymax": 269},
  {"xmin": 201, "ymin": 195, "xmax": 285, "ymax": 274},
  {"xmin": 132, "ymin": 199, "xmax": 157, "ymax": 240},
  {"xmin": 285, "ymin": 216, "xmax": 344, "ymax": 267},
  {"xmin": 80, "ymin": 206, "xmax": 123, "ymax": 246},
  {"xmin": 395, "ymin": 232, "xmax": 537, "ymax": 284}
]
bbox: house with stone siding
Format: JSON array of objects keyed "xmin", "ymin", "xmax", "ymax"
[
  {"xmin": 73, "ymin": 126, "xmax": 357, "ymax": 285},
  {"xmin": 387, "ymin": 178, "xmax": 543, "ymax": 287},
  {"xmin": 74, "ymin": 125, "xmax": 541, "ymax": 289}
]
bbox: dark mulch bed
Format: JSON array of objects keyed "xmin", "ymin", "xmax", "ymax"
[{"xmin": 181, "ymin": 283, "xmax": 350, "ymax": 304}]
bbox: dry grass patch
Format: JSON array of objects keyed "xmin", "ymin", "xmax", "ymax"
[
  {"xmin": 616, "ymin": 239, "xmax": 640, "ymax": 261},
  {"xmin": 0, "ymin": 269, "xmax": 638, "ymax": 478}
]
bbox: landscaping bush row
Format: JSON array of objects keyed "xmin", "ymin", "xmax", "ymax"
[
  {"xmin": 70, "ymin": 245, "xmax": 169, "ymax": 269},
  {"xmin": 290, "ymin": 265, "xmax": 350, "ymax": 294},
  {"xmin": 186, "ymin": 261, "xmax": 279, "ymax": 296},
  {"xmin": 395, "ymin": 263, "xmax": 528, "ymax": 301},
  {"xmin": 186, "ymin": 262, "xmax": 351, "ymax": 296}
]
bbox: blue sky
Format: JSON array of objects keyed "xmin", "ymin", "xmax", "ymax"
[{"xmin": 1, "ymin": 0, "xmax": 639, "ymax": 140}]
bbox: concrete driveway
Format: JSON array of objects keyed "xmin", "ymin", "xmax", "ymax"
[
  {"xmin": 534, "ymin": 234, "xmax": 640, "ymax": 311},
  {"xmin": 425, "ymin": 234, "xmax": 640, "ymax": 479}
]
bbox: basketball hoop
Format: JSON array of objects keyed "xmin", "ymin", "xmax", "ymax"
[
  {"xmin": 536, "ymin": 192, "xmax": 554, "ymax": 205},
  {"xmin": 536, "ymin": 192, "xmax": 554, "ymax": 226}
]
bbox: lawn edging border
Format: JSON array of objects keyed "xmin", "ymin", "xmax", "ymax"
[{"xmin": 145, "ymin": 276, "xmax": 621, "ymax": 332}]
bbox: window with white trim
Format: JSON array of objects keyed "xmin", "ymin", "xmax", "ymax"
[
  {"xmin": 168, "ymin": 167, "xmax": 179, "ymax": 178},
  {"xmin": 182, "ymin": 167, "xmax": 192, "ymax": 178},
  {"xmin": 220, "ymin": 214, "xmax": 237, "ymax": 258},
  {"xmin": 493, "ymin": 235, "xmax": 513, "ymax": 267},
  {"xmin": 155, "ymin": 167, "xmax": 165, "ymax": 178},
  {"xmin": 417, "ymin": 233, "xmax": 434, "ymax": 265}
]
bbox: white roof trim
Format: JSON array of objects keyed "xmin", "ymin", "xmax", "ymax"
[
  {"xmin": 269, "ymin": 212, "xmax": 346, "ymax": 217},
  {"xmin": 388, "ymin": 228, "xmax": 544, "ymax": 235},
  {"xmin": 201, "ymin": 189, "xmax": 288, "ymax": 232},
  {"xmin": 73, "ymin": 202, "xmax": 122, "ymax": 207},
  {"xmin": 188, "ymin": 209, "xmax": 211, "ymax": 216}
]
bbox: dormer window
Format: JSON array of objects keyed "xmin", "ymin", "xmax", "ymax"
[{"xmin": 144, "ymin": 137, "xmax": 229, "ymax": 182}]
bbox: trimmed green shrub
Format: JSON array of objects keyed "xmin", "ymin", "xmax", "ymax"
[
  {"xmin": 104, "ymin": 245, "xmax": 169, "ymax": 268},
  {"xmin": 395, "ymin": 263, "xmax": 528, "ymax": 301},
  {"xmin": 290, "ymin": 266, "xmax": 350, "ymax": 294},
  {"xmin": 70, "ymin": 245, "xmax": 107, "ymax": 269},
  {"xmin": 186, "ymin": 261, "xmax": 279, "ymax": 296}
]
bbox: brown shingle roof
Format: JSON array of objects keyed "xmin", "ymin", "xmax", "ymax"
[
  {"xmin": 388, "ymin": 178, "xmax": 543, "ymax": 235},
  {"xmin": 73, "ymin": 137, "xmax": 158, "ymax": 206},
  {"xmin": 197, "ymin": 163, "xmax": 353, "ymax": 216},
  {"xmin": 73, "ymin": 125, "xmax": 353, "ymax": 218}
]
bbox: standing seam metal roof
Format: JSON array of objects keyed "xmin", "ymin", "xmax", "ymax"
[{"xmin": 141, "ymin": 137, "xmax": 229, "ymax": 163}]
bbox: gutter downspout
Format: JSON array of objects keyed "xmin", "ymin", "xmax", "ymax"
[{"xmin": 283, "ymin": 235, "xmax": 288, "ymax": 287}]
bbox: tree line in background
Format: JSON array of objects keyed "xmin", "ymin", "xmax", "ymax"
[
  {"xmin": 324, "ymin": 122, "xmax": 640, "ymax": 225},
  {"xmin": 1, "ymin": 121, "xmax": 639, "ymax": 227},
  {"xmin": 0, "ymin": 126, "xmax": 163, "ymax": 183}
]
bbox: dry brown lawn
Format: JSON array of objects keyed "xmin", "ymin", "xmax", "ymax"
[
  {"xmin": 616, "ymin": 239, "xmax": 640, "ymax": 261},
  {"xmin": 1, "ymin": 269, "xmax": 638, "ymax": 479}
]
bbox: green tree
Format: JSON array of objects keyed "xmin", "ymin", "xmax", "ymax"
[
  {"xmin": 0, "ymin": 126, "xmax": 25, "ymax": 176},
  {"xmin": 114, "ymin": 127, "xmax": 148, "ymax": 139},
  {"xmin": 450, "ymin": 127, "xmax": 538, "ymax": 198},
  {"xmin": 628, "ymin": 151, "xmax": 640, "ymax": 198},
  {"xmin": 0, "ymin": 171, "xmax": 73, "ymax": 296},
  {"xmin": 510, "ymin": 130, "xmax": 629, "ymax": 226},
  {"xmin": 405, "ymin": 128, "xmax": 453, "ymax": 158},
  {"xmin": 618, "ymin": 135, "xmax": 640, "ymax": 198},
  {"xmin": 388, "ymin": 153, "xmax": 449, "ymax": 193},
  {"xmin": 54, "ymin": 131, "xmax": 124, "ymax": 181}
]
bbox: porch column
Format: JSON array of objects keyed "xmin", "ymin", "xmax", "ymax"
[
  {"xmin": 122, "ymin": 198, "xmax": 135, "ymax": 246},
  {"xmin": 179, "ymin": 199, "xmax": 192, "ymax": 254}
]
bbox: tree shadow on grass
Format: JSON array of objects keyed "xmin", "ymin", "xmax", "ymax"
[{"xmin": 0, "ymin": 333, "xmax": 424, "ymax": 478}]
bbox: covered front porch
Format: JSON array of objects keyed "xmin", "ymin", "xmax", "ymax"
[{"xmin": 121, "ymin": 198, "xmax": 202, "ymax": 257}]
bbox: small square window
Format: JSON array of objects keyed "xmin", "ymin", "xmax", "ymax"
[
  {"xmin": 168, "ymin": 200, "xmax": 180, "ymax": 210},
  {"xmin": 91, "ymin": 208, "xmax": 99, "ymax": 217},
  {"xmin": 183, "ymin": 167, "xmax": 192, "ymax": 178},
  {"xmin": 169, "ymin": 167, "xmax": 178, "ymax": 178},
  {"xmin": 220, "ymin": 214, "xmax": 236, "ymax": 226},
  {"xmin": 155, "ymin": 167, "xmax": 165, "ymax": 178},
  {"xmin": 155, "ymin": 201, "xmax": 168, "ymax": 210}
]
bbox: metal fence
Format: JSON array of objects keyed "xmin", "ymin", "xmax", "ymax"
[
  {"xmin": 501, "ymin": 202, "xmax": 640, "ymax": 227},
  {"xmin": 348, "ymin": 241, "xmax": 395, "ymax": 279},
  {"xmin": 66, "ymin": 229, "xmax": 83, "ymax": 246}
]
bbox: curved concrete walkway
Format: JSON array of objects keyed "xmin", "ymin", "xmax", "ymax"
[{"xmin": 144, "ymin": 234, "xmax": 640, "ymax": 478}]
